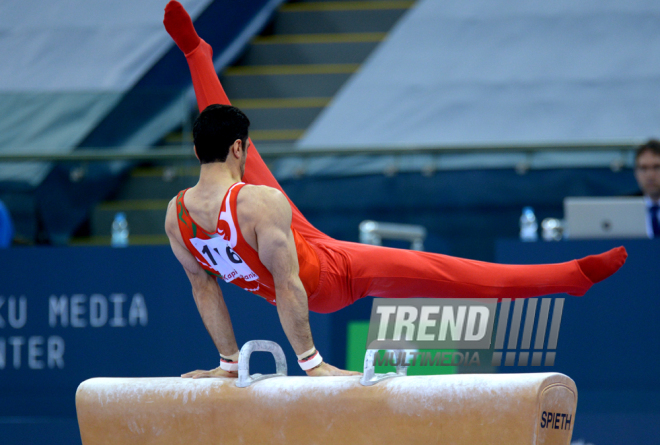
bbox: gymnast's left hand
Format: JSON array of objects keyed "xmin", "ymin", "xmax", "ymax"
[{"xmin": 181, "ymin": 366, "xmax": 238, "ymax": 379}]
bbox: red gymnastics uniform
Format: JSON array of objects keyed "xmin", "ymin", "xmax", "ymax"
[
  {"xmin": 171, "ymin": 40, "xmax": 607, "ymax": 314},
  {"xmin": 163, "ymin": 2, "xmax": 625, "ymax": 313}
]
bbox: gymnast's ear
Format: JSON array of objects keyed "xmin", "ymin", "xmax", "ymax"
[
  {"xmin": 193, "ymin": 145, "xmax": 200, "ymax": 161},
  {"xmin": 229, "ymin": 139, "xmax": 244, "ymax": 160}
]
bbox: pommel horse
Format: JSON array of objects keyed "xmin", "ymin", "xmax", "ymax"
[{"xmin": 76, "ymin": 341, "xmax": 577, "ymax": 444}]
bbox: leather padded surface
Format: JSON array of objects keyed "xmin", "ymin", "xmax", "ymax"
[{"xmin": 76, "ymin": 372, "xmax": 577, "ymax": 444}]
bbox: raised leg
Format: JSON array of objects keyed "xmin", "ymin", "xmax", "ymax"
[
  {"xmin": 329, "ymin": 241, "xmax": 626, "ymax": 302},
  {"xmin": 163, "ymin": 1, "xmax": 328, "ymax": 240}
]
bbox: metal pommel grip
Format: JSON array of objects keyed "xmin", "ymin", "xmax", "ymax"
[{"xmin": 236, "ymin": 340, "xmax": 288, "ymax": 388}]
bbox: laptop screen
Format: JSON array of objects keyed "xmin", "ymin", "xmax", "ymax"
[{"xmin": 564, "ymin": 197, "xmax": 648, "ymax": 239}]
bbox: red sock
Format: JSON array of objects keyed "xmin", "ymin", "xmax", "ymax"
[
  {"xmin": 164, "ymin": 0, "xmax": 201, "ymax": 55},
  {"xmin": 576, "ymin": 246, "xmax": 627, "ymax": 284}
]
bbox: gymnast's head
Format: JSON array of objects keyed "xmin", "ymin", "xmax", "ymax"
[
  {"xmin": 635, "ymin": 139, "xmax": 660, "ymax": 201},
  {"xmin": 193, "ymin": 104, "xmax": 251, "ymax": 176}
]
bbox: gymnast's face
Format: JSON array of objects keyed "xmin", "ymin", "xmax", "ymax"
[{"xmin": 635, "ymin": 150, "xmax": 660, "ymax": 201}]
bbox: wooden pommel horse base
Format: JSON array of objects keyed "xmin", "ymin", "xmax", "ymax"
[{"xmin": 76, "ymin": 342, "xmax": 577, "ymax": 445}]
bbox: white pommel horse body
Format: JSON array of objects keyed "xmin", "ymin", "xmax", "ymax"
[{"xmin": 76, "ymin": 341, "xmax": 577, "ymax": 445}]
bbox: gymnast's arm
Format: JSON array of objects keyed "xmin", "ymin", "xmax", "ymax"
[
  {"xmin": 251, "ymin": 188, "xmax": 360, "ymax": 376},
  {"xmin": 165, "ymin": 199, "xmax": 240, "ymax": 378}
]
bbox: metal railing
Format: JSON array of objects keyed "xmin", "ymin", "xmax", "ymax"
[
  {"xmin": 0, "ymin": 140, "xmax": 642, "ymax": 163},
  {"xmin": 359, "ymin": 220, "xmax": 427, "ymax": 251}
]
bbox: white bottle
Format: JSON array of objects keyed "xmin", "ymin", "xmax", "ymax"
[
  {"xmin": 111, "ymin": 212, "xmax": 129, "ymax": 247},
  {"xmin": 519, "ymin": 207, "xmax": 538, "ymax": 242}
]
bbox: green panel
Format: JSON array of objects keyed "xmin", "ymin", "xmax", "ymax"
[{"xmin": 346, "ymin": 320, "xmax": 458, "ymax": 375}]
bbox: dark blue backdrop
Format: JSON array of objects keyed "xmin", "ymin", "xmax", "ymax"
[
  {"xmin": 0, "ymin": 247, "xmax": 331, "ymax": 422},
  {"xmin": 497, "ymin": 239, "xmax": 660, "ymax": 445},
  {"xmin": 2, "ymin": 239, "xmax": 657, "ymax": 445},
  {"xmin": 281, "ymin": 167, "xmax": 639, "ymax": 262}
]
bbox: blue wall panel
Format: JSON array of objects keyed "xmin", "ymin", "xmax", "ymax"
[
  {"xmin": 496, "ymin": 239, "xmax": 660, "ymax": 445},
  {"xmin": 0, "ymin": 246, "xmax": 332, "ymax": 421}
]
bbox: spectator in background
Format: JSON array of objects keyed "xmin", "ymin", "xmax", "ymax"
[
  {"xmin": 634, "ymin": 140, "xmax": 660, "ymax": 238},
  {"xmin": 0, "ymin": 199, "xmax": 13, "ymax": 248}
]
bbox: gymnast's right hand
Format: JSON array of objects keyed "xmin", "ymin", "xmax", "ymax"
[
  {"xmin": 305, "ymin": 362, "xmax": 361, "ymax": 377},
  {"xmin": 181, "ymin": 366, "xmax": 238, "ymax": 379}
]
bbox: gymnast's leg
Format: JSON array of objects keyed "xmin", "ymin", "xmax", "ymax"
[
  {"xmin": 163, "ymin": 1, "xmax": 327, "ymax": 240},
  {"xmin": 329, "ymin": 241, "xmax": 627, "ymax": 302},
  {"xmin": 163, "ymin": 0, "xmax": 628, "ymax": 304}
]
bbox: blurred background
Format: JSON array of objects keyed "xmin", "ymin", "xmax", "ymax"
[{"xmin": 0, "ymin": 0, "xmax": 658, "ymax": 444}]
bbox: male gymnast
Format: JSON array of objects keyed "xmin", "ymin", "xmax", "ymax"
[{"xmin": 162, "ymin": 1, "xmax": 627, "ymax": 377}]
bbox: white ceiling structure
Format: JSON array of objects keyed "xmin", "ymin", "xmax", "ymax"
[
  {"xmin": 299, "ymin": 0, "xmax": 660, "ymax": 150},
  {"xmin": 0, "ymin": 0, "xmax": 211, "ymax": 183}
]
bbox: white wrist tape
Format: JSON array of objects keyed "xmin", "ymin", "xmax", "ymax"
[
  {"xmin": 298, "ymin": 350, "xmax": 323, "ymax": 371},
  {"xmin": 219, "ymin": 358, "xmax": 239, "ymax": 372},
  {"xmin": 219, "ymin": 351, "xmax": 239, "ymax": 372},
  {"xmin": 296, "ymin": 347, "xmax": 317, "ymax": 360}
]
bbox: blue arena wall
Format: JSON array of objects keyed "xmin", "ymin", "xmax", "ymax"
[
  {"xmin": 1, "ymin": 240, "xmax": 659, "ymax": 444},
  {"xmin": 280, "ymin": 167, "xmax": 640, "ymax": 261},
  {"xmin": 496, "ymin": 239, "xmax": 660, "ymax": 444},
  {"xmin": 0, "ymin": 246, "xmax": 331, "ymax": 444},
  {"xmin": 0, "ymin": 246, "xmax": 333, "ymax": 420}
]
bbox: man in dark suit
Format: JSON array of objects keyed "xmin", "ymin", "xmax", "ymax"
[{"xmin": 634, "ymin": 140, "xmax": 660, "ymax": 238}]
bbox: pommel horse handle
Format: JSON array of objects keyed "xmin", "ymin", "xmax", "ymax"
[
  {"xmin": 360, "ymin": 349, "xmax": 408, "ymax": 386},
  {"xmin": 236, "ymin": 340, "xmax": 288, "ymax": 388}
]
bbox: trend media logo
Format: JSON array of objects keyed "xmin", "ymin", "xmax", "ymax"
[{"xmin": 366, "ymin": 298, "xmax": 565, "ymax": 367}]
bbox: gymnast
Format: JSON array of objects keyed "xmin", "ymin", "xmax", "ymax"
[{"xmin": 161, "ymin": 1, "xmax": 627, "ymax": 378}]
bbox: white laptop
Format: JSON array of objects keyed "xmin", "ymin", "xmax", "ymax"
[{"xmin": 564, "ymin": 197, "xmax": 648, "ymax": 239}]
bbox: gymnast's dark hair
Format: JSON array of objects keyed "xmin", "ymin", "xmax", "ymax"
[
  {"xmin": 193, "ymin": 104, "xmax": 250, "ymax": 164},
  {"xmin": 636, "ymin": 139, "xmax": 660, "ymax": 161}
]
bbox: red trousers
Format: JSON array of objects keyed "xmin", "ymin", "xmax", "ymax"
[{"xmin": 183, "ymin": 42, "xmax": 593, "ymax": 314}]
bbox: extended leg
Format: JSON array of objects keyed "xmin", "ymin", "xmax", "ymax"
[
  {"xmin": 326, "ymin": 241, "xmax": 626, "ymax": 303},
  {"xmin": 164, "ymin": 1, "xmax": 327, "ymax": 240}
]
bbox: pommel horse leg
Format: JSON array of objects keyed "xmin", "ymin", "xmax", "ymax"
[{"xmin": 76, "ymin": 342, "xmax": 577, "ymax": 444}]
